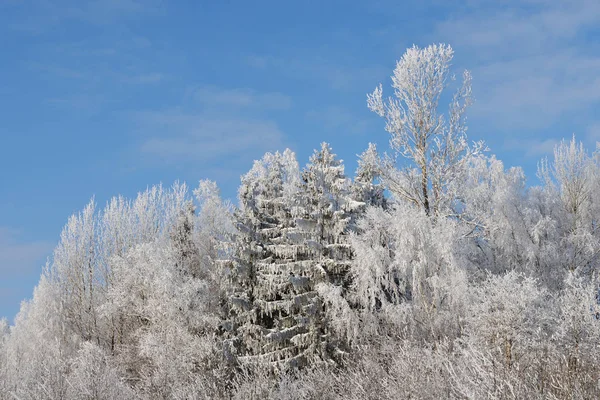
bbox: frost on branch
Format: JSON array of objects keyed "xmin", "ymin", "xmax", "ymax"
[
  {"xmin": 352, "ymin": 143, "xmax": 387, "ymax": 209},
  {"xmin": 5, "ymin": 43, "xmax": 600, "ymax": 399},
  {"xmin": 226, "ymin": 144, "xmax": 361, "ymax": 370},
  {"xmin": 368, "ymin": 44, "xmax": 482, "ymax": 217}
]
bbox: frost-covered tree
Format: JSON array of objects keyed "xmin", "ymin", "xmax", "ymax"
[
  {"xmin": 537, "ymin": 136, "xmax": 600, "ymax": 280},
  {"xmin": 50, "ymin": 200, "xmax": 99, "ymax": 344},
  {"xmin": 171, "ymin": 200, "xmax": 201, "ymax": 278},
  {"xmin": 352, "ymin": 143, "xmax": 386, "ymax": 209},
  {"xmin": 95, "ymin": 182, "xmax": 227, "ymax": 395},
  {"xmin": 464, "ymin": 271, "xmax": 552, "ymax": 369},
  {"xmin": 226, "ymin": 149, "xmax": 313, "ymax": 370},
  {"xmin": 194, "ymin": 179, "xmax": 236, "ymax": 275},
  {"xmin": 65, "ymin": 342, "xmax": 134, "ymax": 400},
  {"xmin": 552, "ymin": 275, "xmax": 600, "ymax": 395},
  {"xmin": 227, "ymin": 145, "xmax": 361, "ymax": 370},
  {"xmin": 294, "ymin": 143, "xmax": 362, "ymax": 351},
  {"xmin": 1, "ymin": 275, "xmax": 71, "ymax": 400},
  {"xmin": 0, "ymin": 318, "xmax": 9, "ymax": 395},
  {"xmin": 193, "ymin": 179, "xmax": 237, "ymax": 326},
  {"xmin": 350, "ymin": 204, "xmax": 468, "ymax": 342},
  {"xmin": 104, "ymin": 242, "xmax": 221, "ymax": 397},
  {"xmin": 454, "ymin": 154, "xmax": 542, "ymax": 277},
  {"xmin": 6, "ymin": 42, "xmax": 600, "ymax": 399},
  {"xmin": 540, "ymin": 136, "xmax": 592, "ymax": 220},
  {"xmin": 368, "ymin": 44, "xmax": 483, "ymax": 216},
  {"xmin": 0, "ymin": 181, "xmax": 233, "ymax": 399},
  {"xmin": 297, "ymin": 143, "xmax": 362, "ymax": 287}
]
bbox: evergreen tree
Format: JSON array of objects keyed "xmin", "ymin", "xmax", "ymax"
[
  {"xmin": 297, "ymin": 142, "xmax": 361, "ymax": 289},
  {"xmin": 352, "ymin": 142, "xmax": 387, "ymax": 209},
  {"xmin": 227, "ymin": 145, "xmax": 361, "ymax": 370},
  {"xmin": 226, "ymin": 149, "xmax": 313, "ymax": 370},
  {"xmin": 293, "ymin": 143, "xmax": 363, "ymax": 357}
]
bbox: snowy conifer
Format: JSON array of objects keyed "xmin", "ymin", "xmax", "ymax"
[
  {"xmin": 353, "ymin": 142, "xmax": 386, "ymax": 209},
  {"xmin": 227, "ymin": 145, "xmax": 361, "ymax": 370},
  {"xmin": 226, "ymin": 149, "xmax": 312, "ymax": 369},
  {"xmin": 292, "ymin": 143, "xmax": 362, "ymax": 355}
]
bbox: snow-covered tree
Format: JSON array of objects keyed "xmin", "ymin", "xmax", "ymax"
[
  {"xmin": 103, "ymin": 241, "xmax": 221, "ymax": 397},
  {"xmin": 352, "ymin": 142, "xmax": 386, "ymax": 209},
  {"xmin": 1, "ymin": 276, "xmax": 71, "ymax": 400},
  {"xmin": 350, "ymin": 204, "xmax": 468, "ymax": 343},
  {"xmin": 65, "ymin": 342, "xmax": 133, "ymax": 400},
  {"xmin": 5, "ymin": 42, "xmax": 600, "ymax": 399},
  {"xmin": 0, "ymin": 318, "xmax": 9, "ymax": 395},
  {"xmin": 464, "ymin": 271, "xmax": 552, "ymax": 369},
  {"xmin": 194, "ymin": 179, "xmax": 236, "ymax": 274},
  {"xmin": 294, "ymin": 143, "xmax": 362, "ymax": 351},
  {"xmin": 552, "ymin": 275, "xmax": 600, "ymax": 395},
  {"xmin": 50, "ymin": 200, "xmax": 99, "ymax": 344},
  {"xmin": 226, "ymin": 149, "xmax": 311, "ymax": 369},
  {"xmin": 193, "ymin": 179, "xmax": 237, "ymax": 327},
  {"xmin": 95, "ymin": 182, "xmax": 227, "ymax": 394},
  {"xmin": 297, "ymin": 143, "xmax": 362, "ymax": 287},
  {"xmin": 540, "ymin": 136, "xmax": 592, "ymax": 220},
  {"xmin": 227, "ymin": 145, "xmax": 361, "ymax": 370},
  {"xmin": 537, "ymin": 136, "xmax": 600, "ymax": 280},
  {"xmin": 454, "ymin": 154, "xmax": 542, "ymax": 276},
  {"xmin": 368, "ymin": 44, "xmax": 483, "ymax": 216}
]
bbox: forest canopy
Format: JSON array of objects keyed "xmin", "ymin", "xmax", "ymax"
[{"xmin": 2, "ymin": 44, "xmax": 600, "ymax": 399}]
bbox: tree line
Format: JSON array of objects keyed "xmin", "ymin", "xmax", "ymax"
[{"xmin": 2, "ymin": 44, "xmax": 600, "ymax": 399}]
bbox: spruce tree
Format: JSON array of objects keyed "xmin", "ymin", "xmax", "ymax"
[
  {"xmin": 353, "ymin": 143, "xmax": 387, "ymax": 209},
  {"xmin": 293, "ymin": 143, "xmax": 363, "ymax": 356},
  {"xmin": 226, "ymin": 150, "xmax": 314, "ymax": 369},
  {"xmin": 226, "ymin": 145, "xmax": 362, "ymax": 370}
]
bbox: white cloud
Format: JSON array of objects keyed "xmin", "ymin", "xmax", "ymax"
[
  {"xmin": 306, "ymin": 106, "xmax": 371, "ymax": 135},
  {"xmin": 6, "ymin": 0, "xmax": 164, "ymax": 34},
  {"xmin": 244, "ymin": 54, "xmax": 388, "ymax": 91},
  {"xmin": 132, "ymin": 86, "xmax": 290, "ymax": 165},
  {"xmin": 137, "ymin": 111, "xmax": 285, "ymax": 162},
  {"xmin": 504, "ymin": 137, "xmax": 560, "ymax": 157},
  {"xmin": 0, "ymin": 227, "xmax": 53, "ymax": 319},
  {"xmin": 467, "ymin": 52, "xmax": 600, "ymax": 130},
  {"xmin": 0, "ymin": 227, "xmax": 53, "ymax": 278},
  {"xmin": 586, "ymin": 122, "xmax": 600, "ymax": 142},
  {"xmin": 432, "ymin": 0, "xmax": 600, "ymax": 132},
  {"xmin": 526, "ymin": 138, "xmax": 561, "ymax": 157},
  {"xmin": 122, "ymin": 72, "xmax": 165, "ymax": 84},
  {"xmin": 193, "ymin": 86, "xmax": 292, "ymax": 110}
]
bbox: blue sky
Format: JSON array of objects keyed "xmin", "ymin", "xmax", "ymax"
[{"xmin": 1, "ymin": 0, "xmax": 599, "ymax": 320}]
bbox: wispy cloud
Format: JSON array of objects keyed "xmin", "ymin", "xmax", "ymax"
[
  {"xmin": 27, "ymin": 62, "xmax": 87, "ymax": 79},
  {"xmin": 29, "ymin": 45, "xmax": 166, "ymax": 86},
  {"xmin": 467, "ymin": 52, "xmax": 600, "ymax": 130},
  {"xmin": 137, "ymin": 111, "xmax": 285, "ymax": 162},
  {"xmin": 525, "ymin": 138, "xmax": 561, "ymax": 157},
  {"xmin": 0, "ymin": 227, "xmax": 53, "ymax": 319},
  {"xmin": 45, "ymin": 93, "xmax": 106, "ymax": 114},
  {"xmin": 122, "ymin": 72, "xmax": 165, "ymax": 85},
  {"xmin": 5, "ymin": 0, "xmax": 164, "ymax": 34},
  {"xmin": 432, "ymin": 0, "xmax": 600, "ymax": 135},
  {"xmin": 503, "ymin": 136, "xmax": 565, "ymax": 158},
  {"xmin": 132, "ymin": 85, "xmax": 290, "ymax": 166},
  {"xmin": 0, "ymin": 227, "xmax": 53, "ymax": 277},
  {"xmin": 28, "ymin": 33, "xmax": 167, "ymax": 114},
  {"xmin": 306, "ymin": 106, "xmax": 371, "ymax": 136},
  {"xmin": 244, "ymin": 54, "xmax": 387, "ymax": 91},
  {"xmin": 192, "ymin": 86, "xmax": 292, "ymax": 110},
  {"xmin": 586, "ymin": 122, "xmax": 600, "ymax": 142}
]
